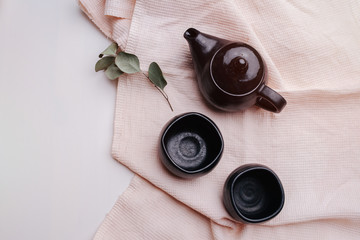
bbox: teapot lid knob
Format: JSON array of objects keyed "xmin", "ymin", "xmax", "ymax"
[{"xmin": 230, "ymin": 57, "xmax": 248, "ymax": 74}]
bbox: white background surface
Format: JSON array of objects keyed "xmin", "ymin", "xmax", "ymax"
[{"xmin": 0, "ymin": 0, "xmax": 133, "ymax": 239}]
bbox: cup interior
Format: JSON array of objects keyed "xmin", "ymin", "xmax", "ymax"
[
  {"xmin": 231, "ymin": 167, "xmax": 284, "ymax": 222},
  {"xmin": 161, "ymin": 113, "xmax": 223, "ymax": 174}
]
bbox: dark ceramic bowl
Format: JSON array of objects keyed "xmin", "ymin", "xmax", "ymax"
[
  {"xmin": 223, "ymin": 164, "xmax": 285, "ymax": 223},
  {"xmin": 159, "ymin": 112, "xmax": 224, "ymax": 178}
]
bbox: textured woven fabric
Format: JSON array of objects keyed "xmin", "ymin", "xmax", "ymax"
[
  {"xmin": 94, "ymin": 175, "xmax": 360, "ymax": 240},
  {"xmin": 79, "ymin": 0, "xmax": 360, "ymax": 239}
]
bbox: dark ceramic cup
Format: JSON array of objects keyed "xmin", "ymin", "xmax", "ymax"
[
  {"xmin": 223, "ymin": 164, "xmax": 285, "ymax": 223},
  {"xmin": 159, "ymin": 112, "xmax": 224, "ymax": 178}
]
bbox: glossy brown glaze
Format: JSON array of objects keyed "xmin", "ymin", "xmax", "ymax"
[
  {"xmin": 211, "ymin": 43, "xmax": 264, "ymax": 95},
  {"xmin": 184, "ymin": 28, "xmax": 287, "ymax": 113}
]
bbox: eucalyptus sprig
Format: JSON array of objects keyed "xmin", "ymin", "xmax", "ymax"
[{"xmin": 95, "ymin": 42, "xmax": 173, "ymax": 111}]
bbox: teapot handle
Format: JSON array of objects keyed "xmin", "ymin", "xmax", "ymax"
[{"xmin": 256, "ymin": 85, "xmax": 287, "ymax": 113}]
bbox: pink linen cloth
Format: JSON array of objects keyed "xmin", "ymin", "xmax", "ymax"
[{"xmin": 79, "ymin": 0, "xmax": 360, "ymax": 239}]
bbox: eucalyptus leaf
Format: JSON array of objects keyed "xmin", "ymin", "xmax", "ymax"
[
  {"xmin": 148, "ymin": 62, "xmax": 167, "ymax": 90},
  {"xmin": 115, "ymin": 52, "xmax": 141, "ymax": 74},
  {"xmin": 105, "ymin": 63, "xmax": 123, "ymax": 80},
  {"xmin": 95, "ymin": 56, "xmax": 115, "ymax": 72},
  {"xmin": 99, "ymin": 42, "xmax": 118, "ymax": 58}
]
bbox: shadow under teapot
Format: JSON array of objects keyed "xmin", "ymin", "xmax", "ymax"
[{"xmin": 184, "ymin": 28, "xmax": 286, "ymax": 113}]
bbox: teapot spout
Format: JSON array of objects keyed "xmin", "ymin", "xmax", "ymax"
[
  {"xmin": 184, "ymin": 28, "xmax": 200, "ymax": 41},
  {"xmin": 184, "ymin": 28, "xmax": 229, "ymax": 79}
]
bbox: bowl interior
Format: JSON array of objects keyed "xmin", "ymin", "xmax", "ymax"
[
  {"xmin": 162, "ymin": 114, "xmax": 223, "ymax": 172},
  {"xmin": 232, "ymin": 168, "xmax": 283, "ymax": 221}
]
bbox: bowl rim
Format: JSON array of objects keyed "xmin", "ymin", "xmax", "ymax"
[
  {"xmin": 229, "ymin": 165, "xmax": 285, "ymax": 223},
  {"xmin": 161, "ymin": 112, "xmax": 224, "ymax": 175}
]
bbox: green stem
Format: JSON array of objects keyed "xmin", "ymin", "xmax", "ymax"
[
  {"xmin": 142, "ymin": 72, "xmax": 173, "ymax": 111},
  {"xmin": 155, "ymin": 86, "xmax": 174, "ymax": 112}
]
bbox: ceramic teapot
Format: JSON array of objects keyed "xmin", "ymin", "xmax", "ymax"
[{"xmin": 184, "ymin": 28, "xmax": 287, "ymax": 113}]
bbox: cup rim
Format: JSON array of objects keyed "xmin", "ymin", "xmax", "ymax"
[
  {"xmin": 160, "ymin": 112, "xmax": 224, "ymax": 175},
  {"xmin": 229, "ymin": 165, "xmax": 285, "ymax": 223},
  {"xmin": 209, "ymin": 42, "xmax": 266, "ymax": 97}
]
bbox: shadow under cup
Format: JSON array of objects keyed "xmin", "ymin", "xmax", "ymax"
[{"xmin": 223, "ymin": 165, "xmax": 285, "ymax": 223}]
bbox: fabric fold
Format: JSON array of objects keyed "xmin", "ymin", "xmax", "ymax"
[
  {"xmin": 79, "ymin": 0, "xmax": 360, "ymax": 238},
  {"xmin": 104, "ymin": 0, "xmax": 135, "ymax": 19},
  {"xmin": 93, "ymin": 175, "xmax": 214, "ymax": 240},
  {"xmin": 94, "ymin": 175, "xmax": 360, "ymax": 240},
  {"xmin": 79, "ymin": 0, "xmax": 134, "ymax": 49}
]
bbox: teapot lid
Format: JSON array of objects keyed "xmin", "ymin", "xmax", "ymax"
[{"xmin": 210, "ymin": 43, "xmax": 265, "ymax": 95}]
